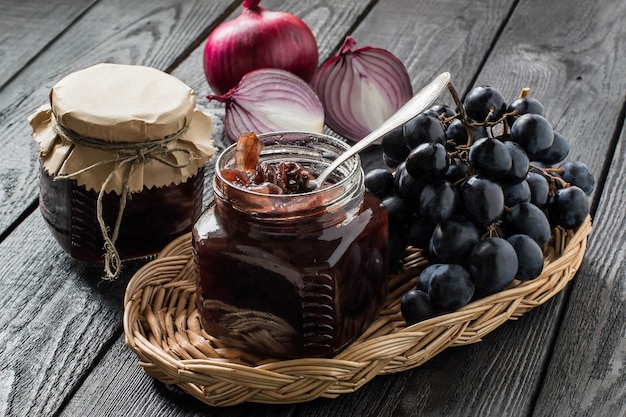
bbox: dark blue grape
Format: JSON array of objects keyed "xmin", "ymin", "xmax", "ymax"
[
  {"xmin": 505, "ymin": 96, "xmax": 545, "ymax": 126},
  {"xmin": 510, "ymin": 113, "xmax": 554, "ymax": 158},
  {"xmin": 428, "ymin": 216, "xmax": 480, "ymax": 264},
  {"xmin": 501, "ymin": 141, "xmax": 530, "ymax": 184},
  {"xmin": 403, "ymin": 113, "xmax": 447, "ymax": 148},
  {"xmin": 529, "ymin": 161, "xmax": 549, "ymax": 174},
  {"xmin": 459, "ymin": 176, "xmax": 504, "ymax": 225},
  {"xmin": 445, "ymin": 118, "xmax": 487, "ymax": 146},
  {"xmin": 560, "ymin": 161, "xmax": 595, "ymax": 195},
  {"xmin": 525, "ymin": 171, "xmax": 550, "ymax": 209},
  {"xmin": 469, "ymin": 137, "xmax": 512, "ymax": 179},
  {"xmin": 444, "ymin": 158, "xmax": 470, "ymax": 184},
  {"xmin": 405, "ymin": 142, "xmax": 449, "ymax": 180},
  {"xmin": 383, "ymin": 153, "xmax": 402, "ymax": 169},
  {"xmin": 468, "ymin": 237, "xmax": 518, "ymax": 293},
  {"xmin": 382, "ymin": 195, "xmax": 411, "ymax": 229},
  {"xmin": 401, "ymin": 290, "xmax": 435, "ymax": 324},
  {"xmin": 418, "ymin": 263, "xmax": 443, "ymax": 292},
  {"xmin": 548, "ymin": 186, "xmax": 590, "ymax": 229},
  {"xmin": 364, "ymin": 168, "xmax": 395, "ymax": 199},
  {"xmin": 428, "ymin": 264, "xmax": 475, "ymax": 312},
  {"xmin": 463, "ymin": 85, "xmax": 507, "ymax": 123},
  {"xmin": 407, "ymin": 215, "xmax": 437, "ymax": 249},
  {"xmin": 394, "ymin": 163, "xmax": 426, "ymax": 211},
  {"xmin": 502, "ymin": 180, "xmax": 531, "ymax": 206},
  {"xmin": 418, "ymin": 180, "xmax": 458, "ymax": 223},
  {"xmin": 445, "ymin": 118, "xmax": 468, "ymax": 145},
  {"xmin": 535, "ymin": 131, "xmax": 569, "ymax": 165},
  {"xmin": 507, "ymin": 234, "xmax": 544, "ymax": 281},
  {"xmin": 504, "ymin": 202, "xmax": 551, "ymax": 245},
  {"xmin": 425, "ymin": 104, "xmax": 456, "ymax": 119},
  {"xmin": 381, "ymin": 125, "xmax": 410, "ymax": 167},
  {"xmin": 388, "ymin": 229, "xmax": 409, "ymax": 268}
]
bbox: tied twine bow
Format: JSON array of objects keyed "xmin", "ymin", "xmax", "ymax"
[{"xmin": 52, "ymin": 118, "xmax": 195, "ymax": 281}]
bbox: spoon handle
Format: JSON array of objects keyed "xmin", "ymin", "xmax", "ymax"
[{"xmin": 314, "ymin": 71, "xmax": 451, "ymax": 186}]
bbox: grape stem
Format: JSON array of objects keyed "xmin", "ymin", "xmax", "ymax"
[
  {"xmin": 447, "ymin": 82, "xmax": 474, "ymax": 146},
  {"xmin": 529, "ymin": 163, "xmax": 570, "ymax": 191},
  {"xmin": 518, "ymin": 87, "xmax": 530, "ymax": 99},
  {"xmin": 446, "ymin": 81, "xmax": 522, "ymax": 145},
  {"xmin": 483, "ymin": 222, "xmax": 503, "ymax": 239}
]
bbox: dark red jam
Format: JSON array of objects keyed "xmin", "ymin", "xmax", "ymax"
[
  {"xmin": 39, "ymin": 163, "xmax": 204, "ymax": 263},
  {"xmin": 193, "ymin": 132, "xmax": 389, "ymax": 359},
  {"xmin": 193, "ymin": 191, "xmax": 387, "ymax": 358}
]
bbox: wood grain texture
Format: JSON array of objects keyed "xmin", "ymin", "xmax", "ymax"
[
  {"xmin": 0, "ymin": 0, "xmax": 97, "ymax": 89},
  {"xmin": 0, "ymin": 211, "xmax": 130, "ymax": 417},
  {"xmin": 473, "ymin": 0, "xmax": 626, "ymax": 186},
  {"xmin": 0, "ymin": 0, "xmax": 235, "ymax": 238},
  {"xmin": 532, "ymin": 118, "xmax": 626, "ymax": 415},
  {"xmin": 0, "ymin": 0, "xmax": 624, "ymax": 416}
]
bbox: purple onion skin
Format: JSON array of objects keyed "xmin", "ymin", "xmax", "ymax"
[
  {"xmin": 203, "ymin": 0, "xmax": 318, "ymax": 95},
  {"xmin": 313, "ymin": 36, "xmax": 413, "ymax": 141},
  {"xmin": 207, "ymin": 69, "xmax": 325, "ymax": 143}
]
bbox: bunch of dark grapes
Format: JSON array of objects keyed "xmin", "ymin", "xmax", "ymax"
[{"xmin": 366, "ymin": 84, "xmax": 594, "ymax": 326}]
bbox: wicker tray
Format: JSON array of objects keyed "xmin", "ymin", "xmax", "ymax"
[{"xmin": 123, "ymin": 216, "xmax": 592, "ymax": 407}]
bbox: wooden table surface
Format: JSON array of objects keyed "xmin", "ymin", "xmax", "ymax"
[{"xmin": 1, "ymin": 0, "xmax": 624, "ymax": 416}]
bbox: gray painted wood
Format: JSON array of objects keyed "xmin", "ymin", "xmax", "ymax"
[
  {"xmin": 0, "ymin": 0, "xmax": 624, "ymax": 416},
  {"xmin": 0, "ymin": 0, "xmax": 97, "ymax": 89}
]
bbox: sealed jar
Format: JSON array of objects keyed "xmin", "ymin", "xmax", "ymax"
[
  {"xmin": 29, "ymin": 63, "xmax": 215, "ymax": 280},
  {"xmin": 193, "ymin": 132, "xmax": 389, "ymax": 359}
]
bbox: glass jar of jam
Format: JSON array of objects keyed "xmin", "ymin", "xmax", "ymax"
[
  {"xmin": 193, "ymin": 132, "xmax": 389, "ymax": 359},
  {"xmin": 29, "ymin": 63, "xmax": 215, "ymax": 279}
]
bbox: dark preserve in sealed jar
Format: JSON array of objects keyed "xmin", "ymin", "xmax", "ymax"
[
  {"xmin": 30, "ymin": 63, "xmax": 215, "ymax": 280},
  {"xmin": 193, "ymin": 132, "xmax": 389, "ymax": 359},
  {"xmin": 37, "ymin": 164, "xmax": 204, "ymax": 263}
]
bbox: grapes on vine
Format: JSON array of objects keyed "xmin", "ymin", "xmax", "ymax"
[{"xmin": 372, "ymin": 83, "xmax": 594, "ymax": 325}]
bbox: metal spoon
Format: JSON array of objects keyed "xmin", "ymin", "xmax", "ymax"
[{"xmin": 308, "ymin": 71, "xmax": 451, "ymax": 190}]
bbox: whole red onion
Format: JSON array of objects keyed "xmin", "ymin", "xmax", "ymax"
[{"xmin": 203, "ymin": 0, "xmax": 319, "ymax": 95}]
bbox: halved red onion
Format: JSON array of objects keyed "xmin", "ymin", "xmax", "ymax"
[
  {"xmin": 313, "ymin": 36, "xmax": 413, "ymax": 141},
  {"xmin": 208, "ymin": 68, "xmax": 325, "ymax": 142}
]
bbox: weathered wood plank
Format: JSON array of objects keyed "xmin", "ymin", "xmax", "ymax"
[
  {"xmin": 0, "ymin": 212, "xmax": 129, "ymax": 417},
  {"xmin": 0, "ymin": 0, "xmax": 236, "ymax": 238},
  {"xmin": 472, "ymin": 0, "xmax": 625, "ymax": 186},
  {"xmin": 532, "ymin": 115, "xmax": 626, "ymax": 414},
  {"xmin": 0, "ymin": 0, "xmax": 97, "ymax": 90},
  {"xmin": 469, "ymin": 1, "xmax": 626, "ymax": 414}
]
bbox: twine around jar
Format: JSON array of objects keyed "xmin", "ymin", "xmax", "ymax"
[{"xmin": 52, "ymin": 118, "xmax": 196, "ymax": 281}]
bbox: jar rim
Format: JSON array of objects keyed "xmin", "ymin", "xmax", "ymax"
[
  {"xmin": 215, "ymin": 131, "xmax": 360, "ymax": 198},
  {"xmin": 212, "ymin": 131, "xmax": 364, "ymax": 217}
]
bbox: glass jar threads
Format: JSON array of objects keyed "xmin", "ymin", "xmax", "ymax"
[
  {"xmin": 29, "ymin": 63, "xmax": 215, "ymax": 280},
  {"xmin": 193, "ymin": 132, "xmax": 389, "ymax": 358}
]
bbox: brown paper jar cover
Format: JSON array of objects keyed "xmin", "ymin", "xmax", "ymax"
[{"xmin": 29, "ymin": 63, "xmax": 216, "ymax": 193}]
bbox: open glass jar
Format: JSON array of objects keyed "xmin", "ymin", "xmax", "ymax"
[{"xmin": 193, "ymin": 132, "xmax": 389, "ymax": 359}]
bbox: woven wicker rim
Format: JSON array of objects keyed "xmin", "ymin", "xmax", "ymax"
[{"xmin": 123, "ymin": 215, "xmax": 592, "ymax": 406}]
